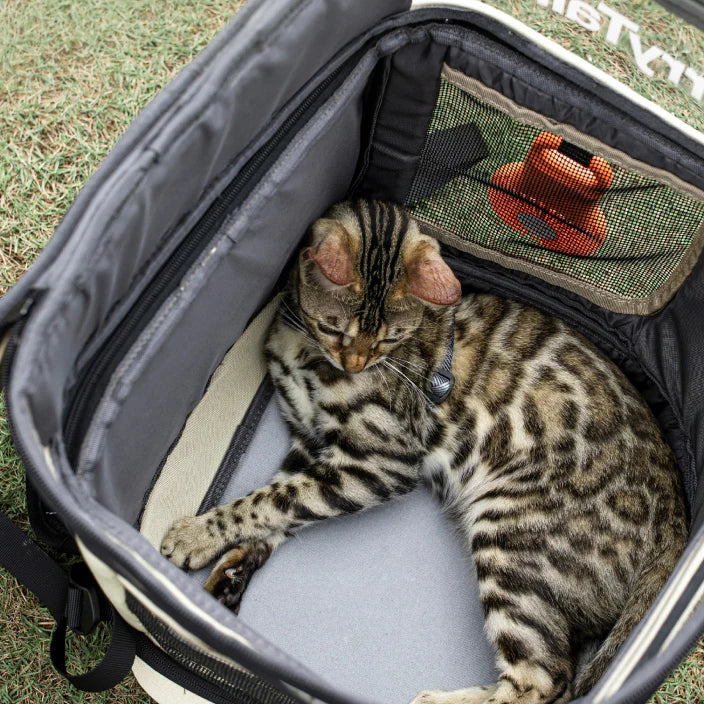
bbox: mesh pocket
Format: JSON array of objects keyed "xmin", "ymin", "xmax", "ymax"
[{"xmin": 407, "ymin": 66, "xmax": 704, "ymax": 314}]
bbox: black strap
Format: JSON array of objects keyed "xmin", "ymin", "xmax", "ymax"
[
  {"xmin": 50, "ymin": 609, "xmax": 136, "ymax": 692},
  {"xmin": 0, "ymin": 508, "xmax": 136, "ymax": 691},
  {"xmin": 0, "ymin": 509, "xmax": 69, "ymax": 620}
]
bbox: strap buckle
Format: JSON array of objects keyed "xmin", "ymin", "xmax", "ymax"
[{"xmin": 65, "ymin": 563, "xmax": 102, "ymax": 636}]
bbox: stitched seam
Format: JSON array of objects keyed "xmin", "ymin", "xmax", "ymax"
[{"xmin": 72, "ymin": 0, "xmax": 314, "ymax": 295}]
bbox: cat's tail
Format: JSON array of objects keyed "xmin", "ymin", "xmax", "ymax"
[{"xmin": 573, "ymin": 546, "xmax": 682, "ymax": 697}]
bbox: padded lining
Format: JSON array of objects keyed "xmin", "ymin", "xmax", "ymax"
[
  {"xmin": 191, "ymin": 401, "xmax": 496, "ymax": 704},
  {"xmin": 142, "ymin": 300, "xmax": 497, "ymax": 703},
  {"xmin": 79, "ymin": 50, "xmax": 376, "ymax": 524}
]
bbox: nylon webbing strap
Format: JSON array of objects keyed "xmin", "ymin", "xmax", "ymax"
[
  {"xmin": 0, "ymin": 509, "xmax": 69, "ymax": 620},
  {"xmin": 50, "ymin": 609, "xmax": 136, "ymax": 692},
  {"xmin": 0, "ymin": 508, "xmax": 135, "ymax": 691}
]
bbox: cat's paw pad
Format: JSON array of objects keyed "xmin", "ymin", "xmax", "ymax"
[
  {"xmin": 161, "ymin": 515, "xmax": 220, "ymax": 570},
  {"xmin": 204, "ymin": 541, "xmax": 272, "ymax": 612}
]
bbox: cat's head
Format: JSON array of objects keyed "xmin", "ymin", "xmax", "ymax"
[{"xmin": 295, "ymin": 200, "xmax": 460, "ymax": 373}]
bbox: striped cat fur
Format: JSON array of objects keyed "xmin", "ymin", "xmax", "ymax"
[{"xmin": 162, "ymin": 199, "xmax": 687, "ymax": 704}]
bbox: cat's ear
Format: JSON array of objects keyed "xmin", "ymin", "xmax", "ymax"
[
  {"xmin": 406, "ymin": 245, "xmax": 461, "ymax": 306},
  {"xmin": 303, "ymin": 218, "xmax": 355, "ymax": 286}
]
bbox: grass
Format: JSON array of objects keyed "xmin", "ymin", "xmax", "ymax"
[
  {"xmin": 488, "ymin": 0, "xmax": 704, "ymax": 133},
  {"xmin": 0, "ymin": 1, "xmax": 702, "ymax": 703}
]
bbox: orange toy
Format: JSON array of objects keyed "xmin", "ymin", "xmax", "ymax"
[{"xmin": 488, "ymin": 132, "xmax": 613, "ymax": 256}]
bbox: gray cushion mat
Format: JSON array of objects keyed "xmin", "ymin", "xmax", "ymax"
[{"xmin": 192, "ymin": 399, "xmax": 497, "ymax": 704}]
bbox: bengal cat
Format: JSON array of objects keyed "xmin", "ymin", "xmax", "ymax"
[{"xmin": 162, "ymin": 199, "xmax": 687, "ymax": 704}]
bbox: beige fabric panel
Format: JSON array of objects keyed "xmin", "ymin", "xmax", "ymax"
[
  {"xmin": 77, "ymin": 538, "xmax": 146, "ymax": 633},
  {"xmin": 133, "ymin": 657, "xmax": 215, "ymax": 704},
  {"xmin": 140, "ymin": 296, "xmax": 280, "ymax": 548}
]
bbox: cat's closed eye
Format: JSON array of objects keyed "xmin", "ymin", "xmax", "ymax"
[
  {"xmin": 317, "ymin": 321, "xmax": 342, "ymax": 336},
  {"xmin": 374, "ymin": 338, "xmax": 401, "ymax": 348}
]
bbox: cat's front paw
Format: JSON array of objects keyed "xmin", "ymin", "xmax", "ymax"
[
  {"xmin": 410, "ymin": 686, "xmax": 497, "ymax": 704},
  {"xmin": 204, "ymin": 541, "xmax": 272, "ymax": 612},
  {"xmin": 161, "ymin": 515, "xmax": 223, "ymax": 570}
]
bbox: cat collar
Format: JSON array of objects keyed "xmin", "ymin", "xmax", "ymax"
[{"xmin": 428, "ymin": 330, "xmax": 455, "ymax": 406}]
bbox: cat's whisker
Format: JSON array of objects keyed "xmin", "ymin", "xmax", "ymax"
[
  {"xmin": 386, "ymin": 355, "xmax": 426, "ymax": 375},
  {"xmin": 382, "ymin": 359, "xmax": 431, "ymax": 405},
  {"xmin": 280, "ymin": 308, "xmax": 319, "ymax": 348},
  {"xmin": 284, "ymin": 323, "xmax": 320, "ymax": 351},
  {"xmin": 385, "ymin": 359, "xmax": 426, "ymax": 381},
  {"xmin": 374, "ymin": 365, "xmax": 393, "ymax": 411},
  {"xmin": 383, "ymin": 365, "xmax": 427, "ymax": 407},
  {"xmin": 386, "ymin": 362, "xmax": 424, "ymax": 380},
  {"xmin": 281, "ymin": 300, "xmax": 306, "ymax": 327},
  {"xmin": 282, "ymin": 299, "xmax": 306, "ymax": 323}
]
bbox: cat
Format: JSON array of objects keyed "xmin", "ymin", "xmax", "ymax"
[{"xmin": 162, "ymin": 199, "xmax": 688, "ymax": 704}]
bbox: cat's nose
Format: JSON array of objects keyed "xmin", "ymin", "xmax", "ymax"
[{"xmin": 342, "ymin": 352, "xmax": 367, "ymax": 373}]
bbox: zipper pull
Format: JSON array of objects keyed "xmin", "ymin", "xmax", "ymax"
[{"xmin": 3, "ymin": 295, "xmax": 36, "ymax": 328}]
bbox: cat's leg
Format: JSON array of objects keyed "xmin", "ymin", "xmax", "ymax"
[
  {"xmin": 201, "ymin": 466, "xmax": 302, "ymax": 610},
  {"xmin": 161, "ymin": 445, "xmax": 417, "ymax": 572},
  {"xmin": 202, "ymin": 531, "xmax": 287, "ymax": 610},
  {"xmin": 410, "ymin": 568, "xmax": 574, "ymax": 704}
]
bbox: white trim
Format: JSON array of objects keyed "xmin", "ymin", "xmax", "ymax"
[
  {"xmin": 411, "ymin": 0, "xmax": 704, "ymax": 148},
  {"xmin": 118, "ymin": 574, "xmax": 255, "ymax": 672},
  {"xmin": 132, "ymin": 656, "xmax": 324, "ymax": 704},
  {"xmin": 101, "ymin": 528, "xmax": 255, "ymax": 650},
  {"xmin": 77, "ymin": 538, "xmax": 146, "ymax": 632},
  {"xmin": 593, "ymin": 532, "xmax": 704, "ymax": 700},
  {"xmin": 659, "ymin": 578, "xmax": 704, "ymax": 653}
]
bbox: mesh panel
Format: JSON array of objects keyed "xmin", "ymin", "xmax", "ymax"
[{"xmin": 407, "ymin": 69, "xmax": 704, "ymax": 314}]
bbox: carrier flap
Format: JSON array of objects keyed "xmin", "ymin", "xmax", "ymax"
[{"xmin": 0, "ymin": 0, "xmax": 411, "ymax": 334}]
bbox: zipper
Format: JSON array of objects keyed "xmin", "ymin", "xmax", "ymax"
[
  {"xmin": 62, "ymin": 60, "xmax": 353, "ymax": 464},
  {"xmin": 126, "ymin": 593, "xmax": 301, "ymax": 704}
]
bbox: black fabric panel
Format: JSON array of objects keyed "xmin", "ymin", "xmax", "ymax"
[
  {"xmin": 355, "ymin": 37, "xmax": 448, "ymax": 203},
  {"xmin": 642, "ymin": 249, "xmax": 704, "ymax": 532},
  {"xmin": 198, "ymin": 376, "xmax": 275, "ymax": 515},
  {"xmin": 349, "ymin": 55, "xmax": 392, "ymax": 197},
  {"xmin": 409, "ymin": 122, "xmax": 489, "ymax": 202},
  {"xmin": 441, "ymin": 245, "xmax": 697, "ymax": 518}
]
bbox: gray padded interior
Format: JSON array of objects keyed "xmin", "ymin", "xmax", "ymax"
[
  {"xmin": 191, "ymin": 399, "xmax": 498, "ymax": 704},
  {"xmin": 77, "ymin": 51, "xmax": 377, "ymax": 523}
]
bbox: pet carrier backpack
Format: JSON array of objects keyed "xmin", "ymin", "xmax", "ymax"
[{"xmin": 1, "ymin": 0, "xmax": 704, "ymax": 702}]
